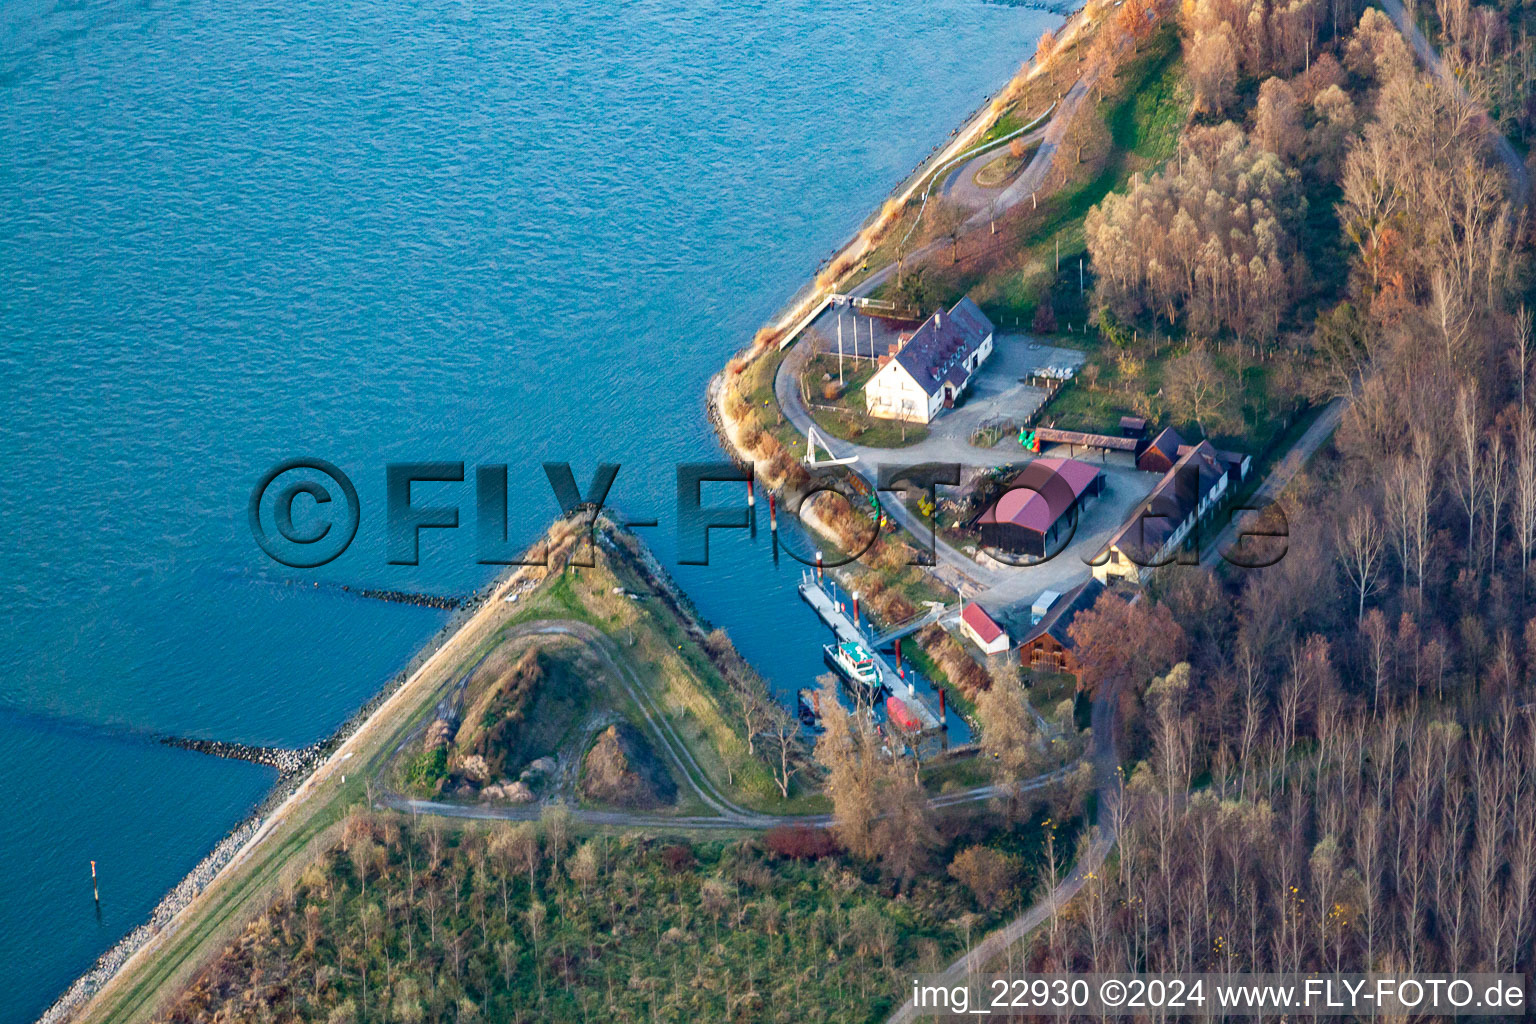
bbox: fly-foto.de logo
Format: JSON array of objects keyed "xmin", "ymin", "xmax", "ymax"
[{"xmin": 247, "ymin": 458, "xmax": 1289, "ymax": 571}]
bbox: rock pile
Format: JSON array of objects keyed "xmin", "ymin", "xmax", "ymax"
[{"xmin": 160, "ymin": 738, "xmax": 326, "ymax": 780}]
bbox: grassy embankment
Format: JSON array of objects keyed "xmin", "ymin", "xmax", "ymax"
[
  {"xmin": 471, "ymin": 527, "xmax": 827, "ymax": 814},
  {"xmin": 843, "ymin": 16, "xmax": 1101, "ymax": 292},
  {"xmin": 71, "ymin": 521, "xmax": 801, "ymax": 1024}
]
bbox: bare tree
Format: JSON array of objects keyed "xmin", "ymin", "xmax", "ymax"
[
  {"xmin": 977, "ymin": 668, "xmax": 1039, "ymax": 816},
  {"xmin": 1451, "ymin": 383, "xmax": 1484, "ymax": 557},
  {"xmin": 1514, "ymin": 409, "xmax": 1536, "ymax": 598},
  {"xmin": 764, "ymin": 703, "xmax": 803, "ymax": 799},
  {"xmin": 1166, "ymin": 348, "xmax": 1230, "ymax": 436},
  {"xmin": 1484, "ymin": 430, "xmax": 1509, "ymax": 577},
  {"xmin": 1338, "ymin": 502, "xmax": 1386, "ymax": 624},
  {"xmin": 1513, "ymin": 305, "xmax": 1533, "ymax": 412}
]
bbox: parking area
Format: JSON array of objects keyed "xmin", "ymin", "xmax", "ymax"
[{"xmin": 933, "ymin": 333, "xmax": 1087, "ymax": 447}]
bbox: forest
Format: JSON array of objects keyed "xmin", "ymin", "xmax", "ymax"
[
  {"xmin": 1019, "ymin": 0, "xmax": 1536, "ymax": 985},
  {"xmin": 151, "ymin": 800, "xmax": 1083, "ymax": 1024}
]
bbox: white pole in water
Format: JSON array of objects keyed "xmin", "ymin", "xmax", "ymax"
[{"xmin": 91, "ymin": 860, "xmax": 99, "ymax": 905}]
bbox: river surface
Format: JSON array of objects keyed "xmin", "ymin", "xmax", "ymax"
[{"xmin": 0, "ymin": 0, "xmax": 1053, "ymax": 1017}]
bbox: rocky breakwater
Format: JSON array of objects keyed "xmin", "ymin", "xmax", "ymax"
[
  {"xmin": 339, "ymin": 586, "xmax": 464, "ymax": 609},
  {"xmin": 161, "ymin": 737, "xmax": 327, "ymax": 779}
]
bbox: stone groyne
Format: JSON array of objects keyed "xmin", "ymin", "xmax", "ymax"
[
  {"xmin": 339, "ymin": 585, "xmax": 464, "ymax": 609},
  {"xmin": 160, "ymin": 737, "xmax": 327, "ymax": 779}
]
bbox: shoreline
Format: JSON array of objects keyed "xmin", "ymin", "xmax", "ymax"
[
  {"xmin": 714, "ymin": 0, "xmax": 1088, "ymax": 372},
  {"xmin": 46, "ymin": 10, "xmax": 1086, "ymax": 1021},
  {"xmin": 704, "ymin": 3, "xmax": 1089, "ymax": 473},
  {"xmin": 41, "ymin": 558, "xmax": 536, "ymax": 1024}
]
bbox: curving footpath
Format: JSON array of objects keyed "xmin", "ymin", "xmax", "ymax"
[
  {"xmin": 382, "ymin": 617, "xmax": 1080, "ymax": 829},
  {"xmin": 1379, "ymin": 0, "xmax": 1531, "ymax": 207}
]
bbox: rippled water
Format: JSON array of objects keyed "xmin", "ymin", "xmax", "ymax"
[{"xmin": 0, "ymin": 0, "xmax": 1052, "ymax": 1016}]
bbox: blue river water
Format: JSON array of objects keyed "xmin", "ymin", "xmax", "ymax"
[{"xmin": 0, "ymin": 0, "xmax": 1053, "ymax": 1017}]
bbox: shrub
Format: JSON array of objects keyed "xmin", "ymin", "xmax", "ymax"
[
  {"xmin": 404, "ymin": 747, "xmax": 447, "ymax": 790},
  {"xmin": 661, "ymin": 844, "xmax": 695, "ymax": 873},
  {"xmin": 765, "ymin": 825, "xmax": 840, "ymax": 861}
]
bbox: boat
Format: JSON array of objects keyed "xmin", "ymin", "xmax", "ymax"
[
  {"xmin": 823, "ymin": 639, "xmax": 884, "ymax": 701},
  {"xmin": 796, "ymin": 688, "xmax": 824, "ymax": 731},
  {"xmin": 885, "ymin": 694, "xmax": 923, "ymax": 732}
]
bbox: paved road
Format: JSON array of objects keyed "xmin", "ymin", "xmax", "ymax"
[
  {"xmin": 384, "ymin": 768, "xmax": 1075, "ymax": 829},
  {"xmin": 1208, "ymin": 397, "xmax": 1346, "ymax": 560},
  {"xmin": 1379, "ymin": 0, "xmax": 1531, "ymax": 206},
  {"xmin": 773, "ymin": 334, "xmax": 1154, "ymax": 609},
  {"xmin": 774, "ymin": 350, "xmax": 1004, "ymax": 594},
  {"xmin": 942, "ymin": 125, "xmax": 1049, "ymax": 211}
]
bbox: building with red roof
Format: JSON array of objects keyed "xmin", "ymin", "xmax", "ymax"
[
  {"xmin": 975, "ymin": 457, "xmax": 1104, "ymax": 557},
  {"xmin": 960, "ymin": 602, "xmax": 1010, "ymax": 655}
]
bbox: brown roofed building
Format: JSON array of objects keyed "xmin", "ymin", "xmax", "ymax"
[
  {"xmin": 1095, "ymin": 439, "xmax": 1237, "ymax": 583},
  {"xmin": 975, "ymin": 457, "xmax": 1104, "ymax": 557},
  {"xmin": 1019, "ymin": 578, "xmax": 1105, "ymax": 676},
  {"xmin": 1136, "ymin": 426, "xmax": 1185, "ymax": 473}
]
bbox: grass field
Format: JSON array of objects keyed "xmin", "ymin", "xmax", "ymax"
[
  {"xmin": 936, "ymin": 25, "xmax": 1189, "ymax": 331},
  {"xmin": 799, "ymin": 353, "xmax": 931, "ymax": 448}
]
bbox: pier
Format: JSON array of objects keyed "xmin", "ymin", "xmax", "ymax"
[{"xmin": 796, "ymin": 571, "xmax": 945, "ymax": 733}]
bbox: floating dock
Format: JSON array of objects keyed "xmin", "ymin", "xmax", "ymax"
[{"xmin": 797, "ymin": 571, "xmax": 944, "ymax": 732}]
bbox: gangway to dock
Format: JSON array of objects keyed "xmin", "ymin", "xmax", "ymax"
[
  {"xmin": 868, "ymin": 604, "xmax": 947, "ymax": 648},
  {"xmin": 796, "ymin": 571, "xmax": 945, "ymax": 733}
]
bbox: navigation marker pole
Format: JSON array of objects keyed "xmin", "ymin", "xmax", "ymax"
[
  {"xmin": 769, "ymin": 492, "xmax": 779, "ymax": 564},
  {"xmin": 747, "ymin": 472, "xmax": 756, "ymax": 538}
]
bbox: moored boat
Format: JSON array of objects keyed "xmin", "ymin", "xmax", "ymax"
[
  {"xmin": 822, "ymin": 639, "xmax": 884, "ymax": 701},
  {"xmin": 796, "ymin": 688, "xmax": 824, "ymax": 730}
]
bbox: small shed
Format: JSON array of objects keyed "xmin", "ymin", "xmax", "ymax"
[
  {"xmin": 1136, "ymin": 426, "xmax": 1185, "ymax": 473},
  {"xmin": 960, "ymin": 603, "xmax": 1010, "ymax": 655}
]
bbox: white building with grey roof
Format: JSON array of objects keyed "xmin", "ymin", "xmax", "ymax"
[{"xmin": 864, "ymin": 296, "xmax": 994, "ymax": 424}]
